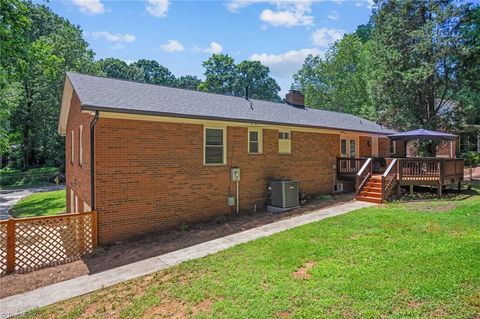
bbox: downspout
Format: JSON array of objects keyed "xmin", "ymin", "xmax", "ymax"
[{"xmin": 90, "ymin": 111, "xmax": 99, "ymax": 210}]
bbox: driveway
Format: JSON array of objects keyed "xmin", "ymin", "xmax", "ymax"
[{"xmin": 0, "ymin": 185, "xmax": 65, "ymax": 220}]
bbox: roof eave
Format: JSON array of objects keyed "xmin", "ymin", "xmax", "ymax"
[{"xmin": 82, "ymin": 104, "xmax": 395, "ymax": 136}]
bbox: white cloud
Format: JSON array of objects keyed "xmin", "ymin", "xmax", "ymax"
[
  {"xmin": 250, "ymin": 48, "xmax": 323, "ymax": 78},
  {"xmin": 146, "ymin": 0, "xmax": 170, "ymax": 17},
  {"xmin": 160, "ymin": 39, "xmax": 184, "ymax": 52},
  {"xmin": 72, "ymin": 0, "xmax": 104, "ymax": 14},
  {"xmin": 260, "ymin": 8, "xmax": 313, "ymax": 27},
  {"xmin": 311, "ymin": 27, "xmax": 345, "ymax": 47},
  {"xmin": 91, "ymin": 31, "xmax": 136, "ymax": 43},
  {"xmin": 327, "ymin": 10, "xmax": 339, "ymax": 20},
  {"xmin": 194, "ymin": 42, "xmax": 223, "ymax": 54}
]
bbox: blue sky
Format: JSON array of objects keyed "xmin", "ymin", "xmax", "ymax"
[{"xmin": 38, "ymin": 0, "xmax": 374, "ymax": 96}]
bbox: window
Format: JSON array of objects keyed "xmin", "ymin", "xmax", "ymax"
[
  {"xmin": 79, "ymin": 125, "xmax": 83, "ymax": 166},
  {"xmin": 278, "ymin": 131, "xmax": 291, "ymax": 154},
  {"xmin": 204, "ymin": 127, "xmax": 225, "ymax": 165},
  {"xmin": 390, "ymin": 140, "xmax": 396, "ymax": 155},
  {"xmin": 341, "ymin": 139, "xmax": 347, "ymax": 157},
  {"xmin": 248, "ymin": 129, "xmax": 262, "ymax": 154},
  {"xmin": 70, "ymin": 130, "xmax": 74, "ymax": 164},
  {"xmin": 350, "ymin": 139, "xmax": 356, "ymax": 157},
  {"xmin": 70, "ymin": 190, "xmax": 75, "ymax": 213}
]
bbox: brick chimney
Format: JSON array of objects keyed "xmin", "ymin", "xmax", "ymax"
[{"xmin": 286, "ymin": 90, "xmax": 305, "ymax": 107}]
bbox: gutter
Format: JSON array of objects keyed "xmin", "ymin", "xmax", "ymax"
[{"xmin": 90, "ymin": 111, "xmax": 99, "ymax": 210}]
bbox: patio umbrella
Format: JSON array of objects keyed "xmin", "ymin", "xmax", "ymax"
[{"xmin": 388, "ymin": 129, "xmax": 457, "ymax": 141}]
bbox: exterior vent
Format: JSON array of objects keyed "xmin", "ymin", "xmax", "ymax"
[
  {"xmin": 270, "ymin": 179, "xmax": 299, "ymax": 208},
  {"xmin": 334, "ymin": 183, "xmax": 343, "ymax": 192}
]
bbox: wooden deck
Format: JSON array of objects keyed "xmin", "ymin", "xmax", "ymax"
[{"xmin": 337, "ymin": 157, "xmax": 465, "ymax": 202}]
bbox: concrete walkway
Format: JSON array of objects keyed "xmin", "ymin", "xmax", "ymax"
[
  {"xmin": 0, "ymin": 200, "xmax": 374, "ymax": 318},
  {"xmin": 0, "ymin": 185, "xmax": 65, "ymax": 220}
]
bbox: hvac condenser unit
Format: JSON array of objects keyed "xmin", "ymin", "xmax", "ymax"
[{"xmin": 270, "ymin": 179, "xmax": 299, "ymax": 208}]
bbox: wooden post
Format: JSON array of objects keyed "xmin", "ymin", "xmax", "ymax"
[
  {"xmin": 410, "ymin": 185, "xmax": 413, "ymax": 195},
  {"xmin": 91, "ymin": 211, "xmax": 98, "ymax": 249},
  {"xmin": 6, "ymin": 218, "xmax": 16, "ymax": 274},
  {"xmin": 458, "ymin": 181, "xmax": 461, "ymax": 193}
]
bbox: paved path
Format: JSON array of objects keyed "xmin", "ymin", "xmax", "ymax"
[
  {"xmin": 0, "ymin": 200, "xmax": 374, "ymax": 319},
  {"xmin": 0, "ymin": 185, "xmax": 65, "ymax": 220}
]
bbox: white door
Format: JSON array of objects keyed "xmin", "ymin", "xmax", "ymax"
[{"xmin": 341, "ymin": 138, "xmax": 357, "ymax": 158}]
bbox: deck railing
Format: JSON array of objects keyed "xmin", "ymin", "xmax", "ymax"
[
  {"xmin": 337, "ymin": 157, "xmax": 367, "ymax": 181},
  {"xmin": 381, "ymin": 159, "xmax": 398, "ymax": 201},
  {"xmin": 398, "ymin": 158, "xmax": 464, "ymax": 184},
  {"xmin": 355, "ymin": 158, "xmax": 372, "ymax": 195}
]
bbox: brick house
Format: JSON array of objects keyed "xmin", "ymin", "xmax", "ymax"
[{"xmin": 58, "ymin": 73, "xmax": 400, "ymax": 244}]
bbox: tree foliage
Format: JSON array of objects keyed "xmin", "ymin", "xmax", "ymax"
[{"xmin": 199, "ymin": 54, "xmax": 281, "ymax": 101}]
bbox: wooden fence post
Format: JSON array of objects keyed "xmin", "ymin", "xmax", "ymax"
[
  {"xmin": 6, "ymin": 218, "xmax": 16, "ymax": 274},
  {"xmin": 91, "ymin": 211, "xmax": 98, "ymax": 249}
]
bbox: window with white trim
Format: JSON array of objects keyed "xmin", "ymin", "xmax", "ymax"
[
  {"xmin": 390, "ymin": 140, "xmax": 396, "ymax": 155},
  {"xmin": 278, "ymin": 131, "xmax": 291, "ymax": 154},
  {"xmin": 79, "ymin": 125, "xmax": 83, "ymax": 166},
  {"xmin": 204, "ymin": 127, "xmax": 225, "ymax": 165},
  {"xmin": 70, "ymin": 130, "xmax": 74, "ymax": 164},
  {"xmin": 248, "ymin": 128, "xmax": 262, "ymax": 154}
]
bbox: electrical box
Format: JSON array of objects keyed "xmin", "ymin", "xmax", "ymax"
[
  {"xmin": 231, "ymin": 167, "xmax": 240, "ymax": 181},
  {"xmin": 227, "ymin": 196, "xmax": 235, "ymax": 206}
]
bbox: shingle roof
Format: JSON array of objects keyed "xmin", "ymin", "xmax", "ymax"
[{"xmin": 66, "ymin": 72, "xmax": 396, "ymax": 135}]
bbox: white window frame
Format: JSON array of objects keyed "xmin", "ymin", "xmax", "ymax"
[
  {"xmin": 278, "ymin": 130, "xmax": 291, "ymax": 154},
  {"xmin": 70, "ymin": 130, "xmax": 74, "ymax": 165},
  {"xmin": 390, "ymin": 140, "xmax": 397, "ymax": 155},
  {"xmin": 204, "ymin": 126, "xmax": 226, "ymax": 166},
  {"xmin": 248, "ymin": 128, "xmax": 263, "ymax": 154},
  {"xmin": 70, "ymin": 190, "xmax": 75, "ymax": 213},
  {"xmin": 79, "ymin": 125, "xmax": 83, "ymax": 166},
  {"xmin": 339, "ymin": 135, "xmax": 359, "ymax": 158}
]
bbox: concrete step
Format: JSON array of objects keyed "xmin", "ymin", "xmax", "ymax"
[{"xmin": 356, "ymin": 195, "xmax": 383, "ymax": 204}]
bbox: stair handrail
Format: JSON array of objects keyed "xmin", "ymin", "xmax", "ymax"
[
  {"xmin": 355, "ymin": 158, "xmax": 372, "ymax": 195},
  {"xmin": 381, "ymin": 159, "xmax": 398, "ymax": 202}
]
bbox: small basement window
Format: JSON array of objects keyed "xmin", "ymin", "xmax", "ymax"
[
  {"xmin": 248, "ymin": 128, "xmax": 262, "ymax": 154},
  {"xmin": 205, "ymin": 127, "xmax": 225, "ymax": 165},
  {"xmin": 278, "ymin": 131, "xmax": 291, "ymax": 154}
]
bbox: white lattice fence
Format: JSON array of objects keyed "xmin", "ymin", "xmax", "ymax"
[{"xmin": 0, "ymin": 211, "xmax": 97, "ymax": 275}]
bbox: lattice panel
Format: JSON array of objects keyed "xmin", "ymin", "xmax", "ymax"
[
  {"xmin": 0, "ymin": 222, "xmax": 6, "ymax": 274},
  {"xmin": 0, "ymin": 212, "xmax": 95, "ymax": 275}
]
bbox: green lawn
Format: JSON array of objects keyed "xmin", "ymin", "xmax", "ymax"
[
  {"xmin": 0, "ymin": 166, "xmax": 61, "ymax": 189},
  {"xmin": 20, "ymin": 184, "xmax": 480, "ymax": 319},
  {"xmin": 11, "ymin": 190, "xmax": 66, "ymax": 218}
]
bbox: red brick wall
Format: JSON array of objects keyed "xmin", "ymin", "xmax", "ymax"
[
  {"xmin": 378, "ymin": 137, "xmax": 390, "ymax": 158},
  {"xmin": 65, "ymin": 93, "xmax": 93, "ymax": 213},
  {"xmin": 359, "ymin": 136, "xmax": 372, "ymax": 157},
  {"xmin": 93, "ymin": 118, "xmax": 340, "ymax": 244}
]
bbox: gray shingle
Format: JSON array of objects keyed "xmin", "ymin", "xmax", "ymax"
[{"xmin": 67, "ymin": 72, "xmax": 395, "ymax": 135}]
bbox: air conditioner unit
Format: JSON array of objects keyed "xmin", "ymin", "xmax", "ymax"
[{"xmin": 270, "ymin": 179, "xmax": 299, "ymax": 208}]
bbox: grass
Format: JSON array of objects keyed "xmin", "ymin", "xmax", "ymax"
[
  {"xmin": 0, "ymin": 166, "xmax": 61, "ymax": 189},
  {"xmin": 20, "ymin": 183, "xmax": 480, "ymax": 319},
  {"xmin": 11, "ymin": 190, "xmax": 66, "ymax": 218}
]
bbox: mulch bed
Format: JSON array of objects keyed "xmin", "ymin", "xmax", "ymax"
[{"xmin": 0, "ymin": 193, "xmax": 355, "ymax": 299}]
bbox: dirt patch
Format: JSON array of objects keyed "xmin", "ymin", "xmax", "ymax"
[
  {"xmin": 277, "ymin": 310, "xmax": 291, "ymax": 318},
  {"xmin": 292, "ymin": 261, "xmax": 316, "ymax": 280},
  {"xmin": 0, "ymin": 193, "xmax": 355, "ymax": 299},
  {"xmin": 401, "ymin": 201, "xmax": 456, "ymax": 213}
]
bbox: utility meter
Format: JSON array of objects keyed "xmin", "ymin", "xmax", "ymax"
[{"xmin": 231, "ymin": 167, "xmax": 240, "ymax": 181}]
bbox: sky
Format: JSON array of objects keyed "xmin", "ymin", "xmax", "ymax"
[{"xmin": 37, "ymin": 0, "xmax": 374, "ymax": 96}]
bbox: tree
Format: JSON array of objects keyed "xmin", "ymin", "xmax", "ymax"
[
  {"xmin": 293, "ymin": 34, "xmax": 374, "ymax": 119},
  {"xmin": 132, "ymin": 59, "xmax": 176, "ymax": 85},
  {"xmin": 199, "ymin": 54, "xmax": 281, "ymax": 102},
  {"xmin": 97, "ymin": 58, "xmax": 144, "ymax": 81},
  {"xmin": 235, "ymin": 60, "xmax": 281, "ymax": 102},
  {"xmin": 175, "ymin": 75, "xmax": 201, "ymax": 90},
  {"xmin": 199, "ymin": 54, "xmax": 237, "ymax": 95},
  {"xmin": 1, "ymin": 1, "xmax": 97, "ymax": 169}
]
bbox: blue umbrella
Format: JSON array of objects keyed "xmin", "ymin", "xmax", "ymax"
[{"xmin": 388, "ymin": 129, "xmax": 457, "ymax": 141}]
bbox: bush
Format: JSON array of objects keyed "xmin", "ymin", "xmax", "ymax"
[{"xmin": 460, "ymin": 151, "xmax": 480, "ymax": 166}]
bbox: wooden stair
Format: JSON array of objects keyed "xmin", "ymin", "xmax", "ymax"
[{"xmin": 356, "ymin": 175, "xmax": 383, "ymax": 204}]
